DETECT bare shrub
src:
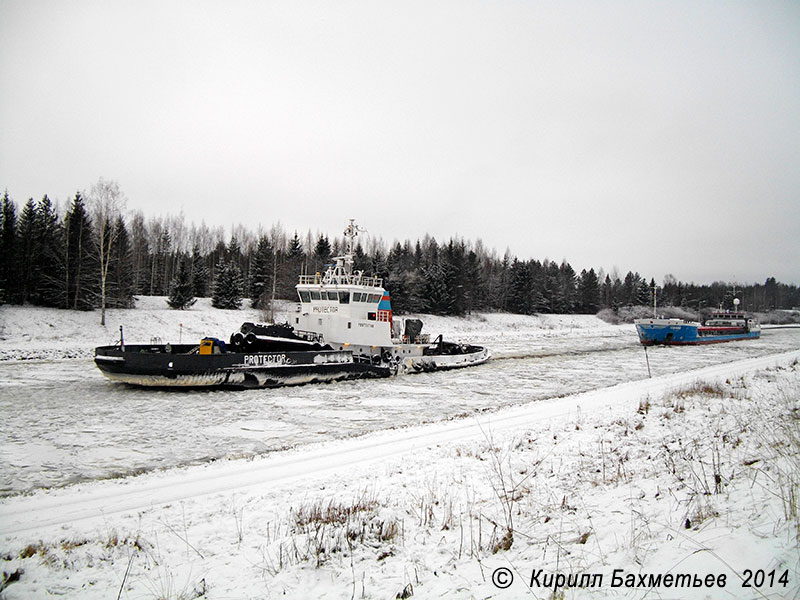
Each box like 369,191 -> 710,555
753,310 -> 800,325
597,305 -> 700,324
596,308 -> 620,325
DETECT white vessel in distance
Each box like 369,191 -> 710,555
293,220 -> 490,373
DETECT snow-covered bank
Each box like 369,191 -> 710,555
2,351 -> 799,599
0,298 -> 263,361
0,297 -> 624,361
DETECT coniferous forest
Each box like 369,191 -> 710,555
1,186 -> 798,317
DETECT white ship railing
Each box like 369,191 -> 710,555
396,334 -> 430,344
295,222 -> 383,289
297,273 -> 384,288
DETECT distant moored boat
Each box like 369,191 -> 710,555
635,295 -> 760,346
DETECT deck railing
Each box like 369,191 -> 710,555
297,274 -> 383,287
296,330 -> 325,343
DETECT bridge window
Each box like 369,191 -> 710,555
310,291 -> 321,301
298,291 -> 311,303
327,291 -> 338,301
339,291 -> 350,304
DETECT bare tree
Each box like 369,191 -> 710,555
89,178 -> 126,326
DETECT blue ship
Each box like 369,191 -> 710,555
635,311 -> 761,346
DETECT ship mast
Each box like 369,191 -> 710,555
730,281 -> 740,312
324,219 -> 368,285
343,219 -> 366,259
651,282 -> 659,318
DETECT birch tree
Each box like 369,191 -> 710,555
89,178 -> 126,325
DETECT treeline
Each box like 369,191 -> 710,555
1,186 -> 798,318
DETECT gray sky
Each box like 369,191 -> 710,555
1,0 -> 798,285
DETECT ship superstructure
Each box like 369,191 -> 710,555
294,220 -> 489,371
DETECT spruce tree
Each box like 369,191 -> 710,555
278,232 -> 304,298
386,267 -> 410,313
149,228 -> 171,295
385,242 -> 410,313
508,259 -> 534,314
211,259 -> 244,309
444,240 -> 466,316
17,198 -> 40,303
636,277 -> 653,306
64,192 -> 99,310
37,195 -> 66,308
108,216 -> 135,308
540,261 -> 555,313
190,245 -> 209,297
493,251 -> 512,312
530,261 -> 548,313
371,248 -> 388,281
422,258 -> 453,315
228,236 -> 242,262
576,268 -> 600,313
622,271 -> 639,306
464,249 -> 482,314
312,234 -> 332,274
227,235 -> 247,293
0,192 -> 18,303
249,235 -> 274,309
129,212 -> 150,295
168,255 -> 196,309
208,239 -> 227,282
558,261 -> 577,313
352,242 -> 369,275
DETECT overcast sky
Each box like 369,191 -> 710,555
1,0 -> 798,285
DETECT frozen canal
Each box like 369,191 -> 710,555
1,326 -> 798,496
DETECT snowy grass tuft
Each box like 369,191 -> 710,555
259,490 -> 402,573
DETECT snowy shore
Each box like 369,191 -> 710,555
0,297 -> 624,361
0,301 -> 799,598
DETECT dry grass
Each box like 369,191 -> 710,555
292,496 -> 380,528
19,542 -> 47,559
261,492 -> 402,573
675,381 -> 727,398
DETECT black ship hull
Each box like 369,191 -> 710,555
94,344 -> 390,389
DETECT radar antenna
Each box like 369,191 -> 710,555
343,219 -> 367,258
730,280 -> 740,312
321,219 -> 369,283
